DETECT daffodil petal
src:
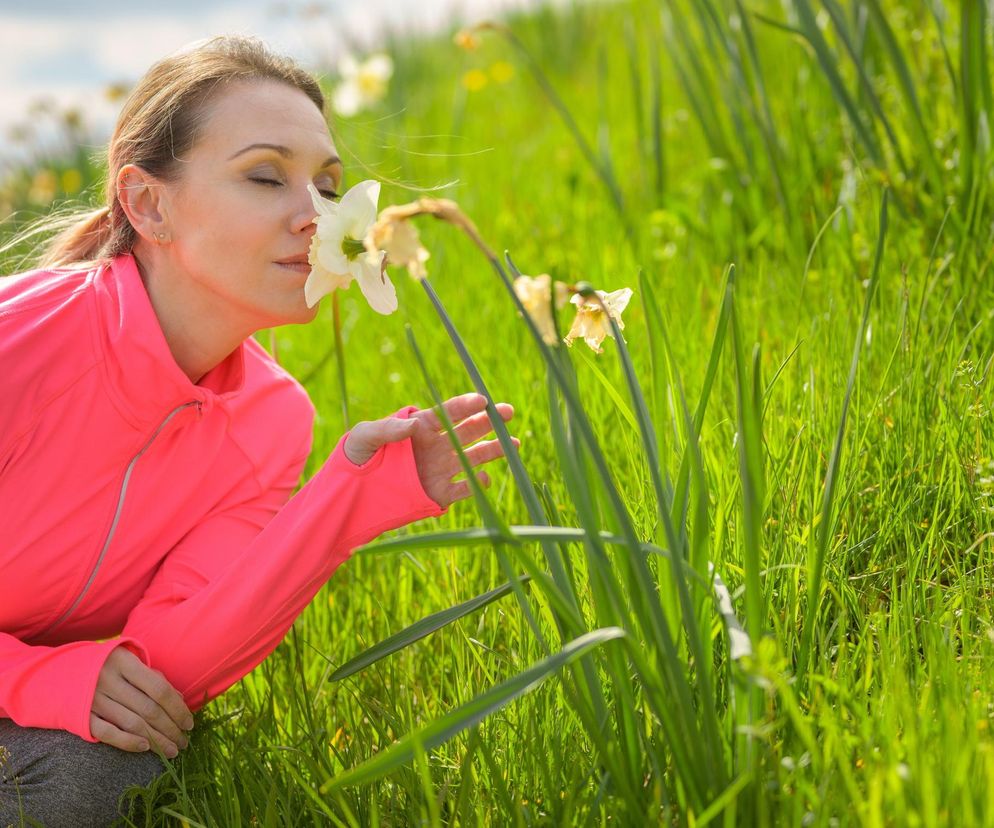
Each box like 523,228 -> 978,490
364,54 -> 394,81
315,221 -> 351,273
340,179 -> 380,236
304,266 -> 351,308
356,258 -> 397,315
307,183 -> 337,217
332,82 -> 361,117
604,287 -> 634,315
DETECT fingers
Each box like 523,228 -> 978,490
463,437 -> 520,467
416,394 -> 515,441
109,676 -> 189,754
451,404 -> 514,446
120,650 -> 194,733
416,393 -> 489,432
446,469 -> 492,505
440,438 -> 521,506
91,691 -> 182,758
90,713 -> 150,753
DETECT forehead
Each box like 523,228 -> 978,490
192,79 -> 336,159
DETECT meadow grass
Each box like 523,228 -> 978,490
4,0 -> 994,824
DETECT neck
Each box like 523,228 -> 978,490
132,245 -> 250,385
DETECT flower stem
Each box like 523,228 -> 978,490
332,291 -> 350,429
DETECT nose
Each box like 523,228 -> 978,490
291,186 -> 319,235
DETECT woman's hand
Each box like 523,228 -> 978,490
344,392 -> 519,509
89,646 -> 194,757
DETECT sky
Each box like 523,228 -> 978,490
0,0 -> 548,167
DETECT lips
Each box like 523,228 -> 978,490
275,254 -> 310,265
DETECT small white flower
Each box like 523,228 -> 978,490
332,53 -> 394,117
306,181 -> 397,315
564,287 -> 633,353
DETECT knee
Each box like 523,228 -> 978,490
2,730 -> 166,828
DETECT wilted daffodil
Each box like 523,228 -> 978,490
331,53 -> 394,117
564,287 -> 634,353
513,274 -> 569,345
363,197 -> 487,281
306,181 -> 398,315
365,210 -> 431,280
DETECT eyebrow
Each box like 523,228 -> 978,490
228,142 -> 341,169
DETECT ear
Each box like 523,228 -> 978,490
117,164 -> 172,245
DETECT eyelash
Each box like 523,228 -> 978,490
250,177 -> 339,200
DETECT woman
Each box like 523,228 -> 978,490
0,35 -> 517,826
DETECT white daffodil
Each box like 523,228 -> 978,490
306,181 -> 398,315
331,53 -> 394,117
365,212 -> 430,280
512,273 -> 569,345
564,287 -> 633,353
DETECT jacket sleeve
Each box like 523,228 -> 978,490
0,636 -> 138,736
0,408 -> 444,741
113,404 -> 447,721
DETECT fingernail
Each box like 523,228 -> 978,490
183,717 -> 194,731
139,740 -> 150,752
166,745 -> 179,759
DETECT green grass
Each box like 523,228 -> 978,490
5,0 -> 994,824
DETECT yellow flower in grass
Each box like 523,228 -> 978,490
306,181 -> 398,314
564,287 -> 634,353
61,168 -> 82,195
513,274 -> 569,345
462,69 -> 489,92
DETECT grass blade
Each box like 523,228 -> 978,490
330,576 -> 532,681
320,628 -> 626,793
798,189 -> 889,681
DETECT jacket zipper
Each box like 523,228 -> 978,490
39,400 -> 202,637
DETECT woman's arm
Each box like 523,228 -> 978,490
118,404 -> 447,714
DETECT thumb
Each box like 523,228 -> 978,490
381,416 -> 419,444
344,417 -> 418,466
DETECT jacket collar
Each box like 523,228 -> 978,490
92,252 -> 246,428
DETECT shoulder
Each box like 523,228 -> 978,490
0,260 -> 103,401
0,261 -> 97,322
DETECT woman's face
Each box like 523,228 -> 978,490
160,79 -> 343,330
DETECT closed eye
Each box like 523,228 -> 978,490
250,177 -> 339,201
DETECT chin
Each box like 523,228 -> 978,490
286,299 -> 321,326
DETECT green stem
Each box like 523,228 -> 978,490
332,291 -> 350,429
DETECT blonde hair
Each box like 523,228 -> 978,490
35,35 -> 325,268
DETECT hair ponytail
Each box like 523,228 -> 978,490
36,206 -> 113,268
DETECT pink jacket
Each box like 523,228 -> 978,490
0,253 -> 446,742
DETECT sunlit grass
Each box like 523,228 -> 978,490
5,0 -> 994,824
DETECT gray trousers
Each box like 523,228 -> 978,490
0,719 -> 165,827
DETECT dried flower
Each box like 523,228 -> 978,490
453,29 -> 480,51
512,274 -> 569,345
564,287 -> 633,353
